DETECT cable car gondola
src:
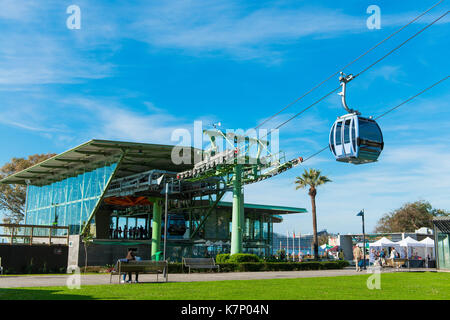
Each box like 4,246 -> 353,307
329,73 -> 384,164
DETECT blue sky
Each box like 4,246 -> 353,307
0,0 -> 449,235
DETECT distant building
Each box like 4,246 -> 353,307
272,230 -> 328,256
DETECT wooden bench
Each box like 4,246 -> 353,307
110,260 -> 168,283
182,257 -> 219,274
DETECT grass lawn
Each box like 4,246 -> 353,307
0,272 -> 449,300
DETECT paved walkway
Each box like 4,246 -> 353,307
0,267 -> 423,288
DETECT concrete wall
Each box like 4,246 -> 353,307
338,235 -> 354,261
0,244 -> 68,273
67,235 -> 82,267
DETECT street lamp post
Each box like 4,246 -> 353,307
357,209 -> 366,270
163,183 -> 169,261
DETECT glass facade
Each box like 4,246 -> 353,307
272,230 -> 329,256
25,162 -> 117,235
437,232 -> 450,270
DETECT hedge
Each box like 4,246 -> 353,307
227,253 -> 260,263
215,253 -> 230,263
216,253 -> 260,263
169,260 -> 349,273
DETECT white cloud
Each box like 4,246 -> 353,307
0,33 -> 114,85
55,96 -> 219,147
366,65 -> 406,84
119,1 -> 450,62
0,0 -> 38,21
1,1 -> 448,87
128,3 -> 365,61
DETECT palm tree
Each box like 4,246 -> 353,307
295,168 -> 331,260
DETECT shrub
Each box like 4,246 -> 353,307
228,253 -> 260,263
216,253 -> 231,264
262,255 -> 280,262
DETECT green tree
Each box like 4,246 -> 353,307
81,222 -> 94,273
374,200 -> 449,233
295,168 -> 331,260
318,233 -> 329,246
0,153 -> 56,223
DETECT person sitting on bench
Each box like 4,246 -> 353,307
120,249 -> 139,283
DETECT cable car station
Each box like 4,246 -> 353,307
0,138 -> 307,265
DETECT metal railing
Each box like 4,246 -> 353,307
0,224 -> 70,246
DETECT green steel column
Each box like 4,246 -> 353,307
240,188 -> 245,244
231,165 -> 243,255
151,200 -> 162,260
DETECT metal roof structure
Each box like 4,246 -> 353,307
0,139 -> 199,186
433,216 -> 450,233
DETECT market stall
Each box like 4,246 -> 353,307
397,236 -> 425,257
369,237 -> 400,264
420,237 -> 436,267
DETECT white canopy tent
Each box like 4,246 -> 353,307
397,236 -> 425,259
419,237 -> 435,259
369,237 -> 398,248
397,236 -> 425,247
420,237 -> 435,247
369,237 -> 400,262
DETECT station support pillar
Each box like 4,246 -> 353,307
231,165 -> 243,255
150,199 -> 162,260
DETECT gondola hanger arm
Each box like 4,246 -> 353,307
338,72 -> 360,115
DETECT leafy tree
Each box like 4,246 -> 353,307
374,200 -> 449,233
295,168 -> 331,260
318,233 -> 329,246
0,153 -> 55,223
81,222 -> 94,273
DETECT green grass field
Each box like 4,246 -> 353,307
1,272 -> 449,300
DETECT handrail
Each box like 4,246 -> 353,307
0,223 -> 69,229
0,224 -> 70,246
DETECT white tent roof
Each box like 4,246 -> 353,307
397,236 -> 425,247
369,237 -> 397,247
420,237 -> 435,247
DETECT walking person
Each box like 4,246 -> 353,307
380,248 -> 386,266
353,245 -> 362,272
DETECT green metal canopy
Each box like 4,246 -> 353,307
218,201 -> 307,214
0,139 -> 198,186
